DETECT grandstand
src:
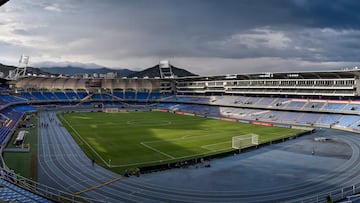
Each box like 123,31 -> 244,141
1,68 -> 360,202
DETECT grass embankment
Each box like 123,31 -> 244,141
3,114 -> 38,180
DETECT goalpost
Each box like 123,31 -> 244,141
104,107 -> 119,113
232,134 -> 259,149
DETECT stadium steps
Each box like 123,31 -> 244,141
53,92 -> 68,100
313,114 -> 322,125
253,97 -> 264,105
146,91 -> 152,101
348,117 -> 360,127
280,99 -> 292,107
268,97 -> 279,107
342,103 -> 350,112
298,101 -> 308,110
334,115 -> 346,128
68,91 -> 81,101
12,95 -> 29,102
280,100 -> 292,109
318,102 -> 326,109
336,103 -> 347,111
80,93 -> 93,102
294,112 -> 305,123
319,101 -> 328,111
316,114 -> 326,126
54,91 -> 70,101
104,92 -> 116,101
350,120 -> 360,130
243,96 -> 252,104
161,95 -> 175,101
111,93 -> 124,101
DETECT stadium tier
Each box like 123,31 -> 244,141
5,68 -> 360,133
0,179 -> 52,203
1,69 -> 360,202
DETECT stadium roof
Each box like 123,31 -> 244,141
177,68 -> 360,81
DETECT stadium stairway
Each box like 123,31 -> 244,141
0,179 -> 53,203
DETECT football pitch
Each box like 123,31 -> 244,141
58,111 -> 306,170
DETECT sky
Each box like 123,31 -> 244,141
1,0 -> 360,75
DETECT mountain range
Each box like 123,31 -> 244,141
0,62 -> 197,78
0,63 -> 50,77
40,64 -> 196,78
40,66 -> 136,77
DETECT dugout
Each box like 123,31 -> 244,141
13,130 -> 27,145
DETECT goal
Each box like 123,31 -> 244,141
104,107 -> 119,113
232,134 -> 259,149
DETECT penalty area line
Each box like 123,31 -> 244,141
201,141 -> 231,152
140,142 -> 175,159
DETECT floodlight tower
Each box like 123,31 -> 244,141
159,60 -> 175,78
7,55 -> 29,80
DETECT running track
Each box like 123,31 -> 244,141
37,111 -> 360,202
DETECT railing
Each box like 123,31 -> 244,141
0,166 -> 107,203
287,183 -> 360,203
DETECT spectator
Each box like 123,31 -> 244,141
124,169 -> 129,177
326,195 -> 333,203
136,167 -> 140,177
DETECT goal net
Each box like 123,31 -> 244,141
232,134 -> 259,149
104,108 -> 119,113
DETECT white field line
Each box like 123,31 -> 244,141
200,146 -> 216,152
126,120 -> 172,126
109,147 -> 231,168
110,142 -> 231,168
140,142 -> 175,159
60,114 -> 110,167
110,158 -> 175,167
124,116 -> 217,126
60,114 -> 235,168
143,133 -> 229,144
201,141 -> 231,152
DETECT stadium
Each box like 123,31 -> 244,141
0,59 -> 359,203
2,1 -> 360,203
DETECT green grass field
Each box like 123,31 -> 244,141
3,114 -> 38,180
59,111 -> 305,172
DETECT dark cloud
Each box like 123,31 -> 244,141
1,0 -> 360,73
289,0 -> 360,29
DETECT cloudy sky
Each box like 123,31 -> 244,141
1,0 -> 360,75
